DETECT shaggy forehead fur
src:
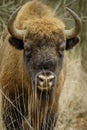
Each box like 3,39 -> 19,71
15,0 -> 65,42
24,18 -> 65,42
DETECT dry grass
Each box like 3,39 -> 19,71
55,51 -> 87,130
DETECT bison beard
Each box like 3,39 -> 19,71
0,0 -> 81,130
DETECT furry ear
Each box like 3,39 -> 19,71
9,37 -> 24,50
66,36 -> 80,50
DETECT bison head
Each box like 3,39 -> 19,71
8,7 -> 81,95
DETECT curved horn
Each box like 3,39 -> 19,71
7,7 -> 26,40
64,7 -> 81,39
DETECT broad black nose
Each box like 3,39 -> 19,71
36,71 -> 56,91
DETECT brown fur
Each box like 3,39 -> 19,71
0,1 -> 76,130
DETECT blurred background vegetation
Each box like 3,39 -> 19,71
0,0 -> 87,72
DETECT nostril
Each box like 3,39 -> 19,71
38,75 -> 44,82
37,75 -> 44,86
37,72 -> 55,84
36,71 -> 56,91
48,75 -> 55,81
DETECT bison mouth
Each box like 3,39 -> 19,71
35,71 -> 56,92
37,85 -> 52,91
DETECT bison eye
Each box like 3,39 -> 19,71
58,41 -> 66,51
24,45 -> 32,58
25,50 -> 32,57
58,50 -> 64,57
56,41 -> 65,57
